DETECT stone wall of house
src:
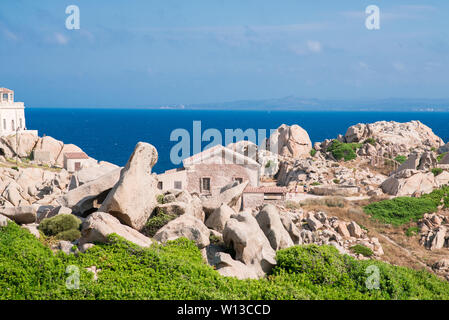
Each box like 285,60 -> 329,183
157,169 -> 187,191
186,163 -> 259,196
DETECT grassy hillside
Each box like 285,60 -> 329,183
1,222 -> 449,300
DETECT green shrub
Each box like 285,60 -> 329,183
327,140 -> 362,162
2,223 -> 449,300
431,168 -> 443,176
310,149 -> 317,157
143,208 -> 177,237
265,160 -> 274,168
350,244 -> 374,257
437,152 -> 447,163
311,182 -> 320,186
55,229 -> 82,242
333,179 -> 340,184
363,138 -> 376,146
156,194 -> 165,204
38,214 -> 81,237
405,226 -> 420,237
394,155 -> 407,164
363,197 -> 438,226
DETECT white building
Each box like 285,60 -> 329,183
0,88 -> 36,136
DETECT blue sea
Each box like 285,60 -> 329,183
26,109 -> 449,174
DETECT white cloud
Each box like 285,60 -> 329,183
392,62 -> 406,71
307,40 -> 322,53
54,32 -> 68,45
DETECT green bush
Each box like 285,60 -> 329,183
55,229 -> 82,242
310,149 -> 317,157
405,226 -> 420,237
363,197 -> 438,226
311,182 -> 321,186
2,223 -> 449,300
363,138 -> 376,146
38,214 -> 81,237
350,244 -> 373,257
431,168 -> 443,176
333,179 -> 340,184
143,208 -> 177,237
394,155 -> 407,164
437,152 -> 447,163
156,194 -> 165,204
327,140 -> 362,162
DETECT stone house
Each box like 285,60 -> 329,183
242,186 -> 287,208
157,145 -> 260,197
64,152 -> 91,172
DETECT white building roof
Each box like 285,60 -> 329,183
182,144 -> 260,167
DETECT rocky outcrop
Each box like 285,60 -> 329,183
68,161 -> 119,190
58,168 -> 122,214
344,120 -> 444,151
205,204 -> 235,233
419,213 -> 449,250
212,252 -> 259,280
153,214 -> 210,248
222,211 -> 276,278
33,136 -> 64,166
381,169 -> 441,196
0,133 -> 39,158
99,142 -> 159,230
201,181 -> 248,216
0,214 -> 11,227
80,211 -> 153,248
0,205 -> 37,224
266,124 -> 312,158
256,204 -> 294,250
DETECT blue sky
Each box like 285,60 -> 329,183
1,0 -> 448,108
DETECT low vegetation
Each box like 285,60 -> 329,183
350,244 -> 374,257
142,208 -> 177,237
394,155 -> 407,164
363,186 -> 449,226
1,223 -> 449,300
310,149 -> 317,157
437,152 -> 447,163
363,138 -> 376,146
327,140 -> 362,162
38,214 -> 81,241
431,168 -> 443,176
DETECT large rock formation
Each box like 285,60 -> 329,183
205,204 -> 235,233
153,214 -> 210,248
58,168 -> 122,214
99,142 -> 159,230
381,169 -> 447,196
201,181 -> 248,216
256,204 -> 294,250
266,124 -> 312,158
344,120 -> 444,151
222,211 -> 276,278
80,211 -> 153,248
33,136 -> 64,165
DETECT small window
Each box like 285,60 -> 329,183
11,120 -> 14,131
201,177 -> 211,192
19,118 -> 23,128
234,177 -> 243,184
2,94 -> 7,100
174,181 -> 182,189
3,119 -> 5,130
157,182 -> 163,190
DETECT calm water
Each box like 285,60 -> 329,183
26,109 -> 449,173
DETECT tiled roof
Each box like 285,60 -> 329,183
64,152 -> 89,159
244,186 -> 287,194
0,88 -> 13,93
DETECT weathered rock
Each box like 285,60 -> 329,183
205,204 -> 235,233
79,243 -> 95,253
68,162 -> 120,190
0,133 -> 39,158
306,215 -> 323,231
0,214 -> 11,227
417,152 -> 437,170
256,204 -> 293,250
279,213 -> 302,244
430,226 -> 447,250
214,252 -> 259,280
222,212 -> 276,277
266,124 -> 312,158
22,223 -> 40,238
0,205 -> 37,224
336,222 -> 351,238
51,240 -> 75,255
80,212 -> 153,247
201,181 -> 248,216
33,136 -> 64,165
381,170 -> 436,196
59,168 -> 122,214
347,221 -> 363,238
153,214 -> 210,249
99,142 -> 159,230
344,120 -> 444,151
